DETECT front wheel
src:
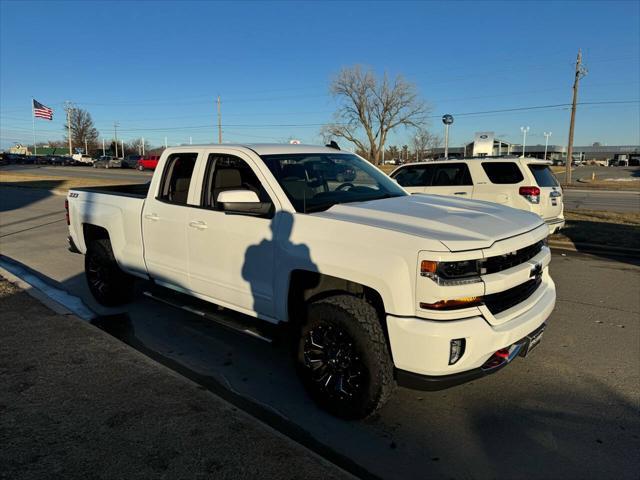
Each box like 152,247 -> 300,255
85,239 -> 134,306
296,294 -> 395,419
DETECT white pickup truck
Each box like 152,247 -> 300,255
66,143 -> 555,418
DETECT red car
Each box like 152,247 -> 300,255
137,155 -> 160,171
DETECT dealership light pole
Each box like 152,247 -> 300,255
543,132 -> 552,160
442,114 -> 454,159
520,126 -> 529,158
113,122 -> 119,158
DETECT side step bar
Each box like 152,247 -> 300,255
143,289 -> 274,343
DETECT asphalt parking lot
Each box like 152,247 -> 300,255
1,185 -> 639,479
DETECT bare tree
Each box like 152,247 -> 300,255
412,128 -> 441,161
64,108 -> 99,151
323,66 -> 429,164
126,137 -> 150,155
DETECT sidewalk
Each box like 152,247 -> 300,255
0,278 -> 349,480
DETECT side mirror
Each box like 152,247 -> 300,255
216,190 -> 272,216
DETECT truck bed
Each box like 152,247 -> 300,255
72,182 -> 150,198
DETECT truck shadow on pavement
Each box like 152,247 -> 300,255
555,219 -> 640,265
1,250 -> 639,479
0,181 -> 62,213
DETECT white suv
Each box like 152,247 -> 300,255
390,157 -> 564,233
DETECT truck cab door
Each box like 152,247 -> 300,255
142,152 -> 200,290
186,152 -> 277,320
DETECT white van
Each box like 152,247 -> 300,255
390,158 -> 564,233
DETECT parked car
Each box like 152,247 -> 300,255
390,157 -> 565,234
93,156 -> 122,169
67,143 -> 555,419
122,154 -> 141,168
72,154 -> 95,166
48,155 -> 73,166
137,154 -> 160,171
0,153 -> 6,166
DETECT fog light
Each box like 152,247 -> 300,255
449,338 -> 466,365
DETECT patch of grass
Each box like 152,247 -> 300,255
0,172 -> 139,191
568,180 -> 640,191
552,209 -> 640,250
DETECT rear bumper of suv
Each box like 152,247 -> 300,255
545,217 -> 565,234
386,276 -> 555,388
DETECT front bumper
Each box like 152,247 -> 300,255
396,323 -> 546,390
386,276 -> 555,385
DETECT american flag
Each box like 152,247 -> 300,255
33,99 -> 53,120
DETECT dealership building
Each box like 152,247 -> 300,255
430,132 -> 640,162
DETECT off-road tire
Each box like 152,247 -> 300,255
296,294 -> 395,419
85,239 -> 134,306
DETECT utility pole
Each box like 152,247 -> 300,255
102,138 -> 105,156
65,102 -> 74,156
543,132 -> 552,160
565,49 -> 587,184
141,136 -> 145,155
121,140 -> 125,158
114,121 -> 119,158
189,136 -> 192,145
84,137 -> 88,155
520,126 -> 530,158
217,95 -> 222,144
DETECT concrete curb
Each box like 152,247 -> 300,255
0,263 -> 76,316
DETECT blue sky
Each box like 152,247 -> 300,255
1,0 -> 639,150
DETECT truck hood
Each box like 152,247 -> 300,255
313,194 -> 545,252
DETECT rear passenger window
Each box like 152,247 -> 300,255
158,153 -> 198,205
482,162 -> 524,184
528,165 -> 560,187
432,163 -> 473,186
393,165 -> 435,187
203,154 -> 270,209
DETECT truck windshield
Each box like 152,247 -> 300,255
261,153 -> 407,213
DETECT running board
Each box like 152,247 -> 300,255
143,290 -> 274,343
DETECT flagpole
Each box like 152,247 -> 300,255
32,98 -> 37,155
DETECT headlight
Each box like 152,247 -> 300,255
420,259 -> 482,286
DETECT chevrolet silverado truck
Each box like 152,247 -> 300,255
66,143 -> 555,419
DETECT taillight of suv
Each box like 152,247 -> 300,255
519,186 -> 541,204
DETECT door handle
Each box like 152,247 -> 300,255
454,192 -> 467,195
144,213 -> 159,221
189,220 -> 208,230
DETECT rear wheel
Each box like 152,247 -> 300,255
85,239 -> 134,306
296,294 -> 395,419
138,165 -> 144,171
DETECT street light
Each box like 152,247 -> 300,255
543,132 -> 552,160
442,114 -> 454,158
520,126 -> 530,158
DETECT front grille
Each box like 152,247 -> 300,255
484,240 -> 544,274
484,277 -> 542,315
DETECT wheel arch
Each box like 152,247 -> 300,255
287,270 -> 387,333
